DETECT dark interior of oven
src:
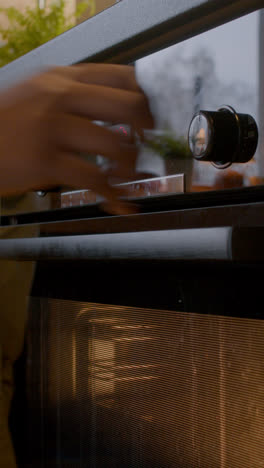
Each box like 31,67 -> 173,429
9,260 -> 264,468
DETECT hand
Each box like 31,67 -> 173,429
0,63 -> 154,214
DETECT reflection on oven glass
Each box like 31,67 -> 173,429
188,114 -> 210,157
58,10 -> 262,208
60,173 -> 185,207
135,11 -> 260,191
27,298 -> 264,467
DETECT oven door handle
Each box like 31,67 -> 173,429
0,226 -> 263,262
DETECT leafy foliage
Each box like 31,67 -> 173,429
144,130 -> 192,159
0,0 -> 95,67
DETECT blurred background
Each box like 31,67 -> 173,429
0,0 -> 121,67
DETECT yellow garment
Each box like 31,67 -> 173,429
0,193 -> 50,467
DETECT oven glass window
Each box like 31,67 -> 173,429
1,10 -> 262,219
135,10 -> 260,191
59,10 -> 263,210
25,297 -> 264,468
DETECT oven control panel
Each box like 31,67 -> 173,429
188,106 -> 258,168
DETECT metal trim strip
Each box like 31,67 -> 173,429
0,0 -> 263,89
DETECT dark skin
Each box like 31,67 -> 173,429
0,63 -> 154,214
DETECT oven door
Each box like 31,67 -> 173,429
12,227 -> 264,468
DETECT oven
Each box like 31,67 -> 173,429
1,1 -> 264,467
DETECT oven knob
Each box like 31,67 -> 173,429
188,105 -> 258,168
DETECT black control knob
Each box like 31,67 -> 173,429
188,105 -> 258,168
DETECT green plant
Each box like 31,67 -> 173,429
144,130 -> 192,159
0,0 -> 95,67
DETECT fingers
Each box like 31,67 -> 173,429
51,114 -> 138,169
51,63 -> 142,93
59,81 -> 154,130
48,63 -> 154,129
53,152 -> 137,215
